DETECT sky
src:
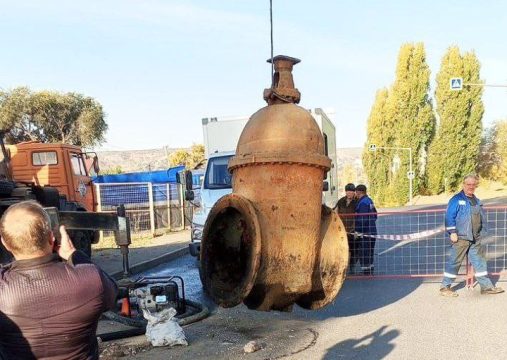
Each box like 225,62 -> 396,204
0,1 -> 506,151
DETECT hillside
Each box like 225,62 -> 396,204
336,147 -> 363,170
97,146 -> 365,178
97,147 -> 179,173
335,147 -> 366,188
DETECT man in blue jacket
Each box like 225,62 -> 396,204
440,174 -> 504,297
355,184 -> 377,275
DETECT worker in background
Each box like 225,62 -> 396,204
334,183 -> 358,273
355,184 -> 377,275
440,174 -> 504,297
0,201 -> 118,359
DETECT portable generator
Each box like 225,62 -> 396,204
117,275 -> 186,317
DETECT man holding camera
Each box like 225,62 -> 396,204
0,201 -> 118,359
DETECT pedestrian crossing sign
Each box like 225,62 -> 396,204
450,78 -> 463,91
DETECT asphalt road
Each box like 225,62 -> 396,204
112,254 -> 507,360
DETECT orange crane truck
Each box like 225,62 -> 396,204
0,132 -> 105,262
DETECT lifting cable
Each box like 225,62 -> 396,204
270,0 -> 274,86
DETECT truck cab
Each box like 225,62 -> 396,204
6,141 -> 98,212
0,140 -> 100,260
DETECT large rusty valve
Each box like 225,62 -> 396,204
200,55 -> 349,312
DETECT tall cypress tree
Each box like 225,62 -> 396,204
427,47 -> 484,193
363,43 -> 435,206
362,88 -> 392,203
386,43 -> 435,204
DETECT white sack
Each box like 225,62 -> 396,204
142,308 -> 188,347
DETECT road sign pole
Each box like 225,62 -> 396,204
409,147 -> 413,205
450,76 -> 507,91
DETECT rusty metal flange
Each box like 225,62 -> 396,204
228,151 -> 331,171
296,206 -> 349,309
200,193 -> 262,308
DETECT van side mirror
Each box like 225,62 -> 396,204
177,170 -> 194,191
185,190 -> 195,201
185,170 -> 193,191
322,181 -> 329,192
92,156 -> 100,174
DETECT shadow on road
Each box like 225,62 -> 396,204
322,325 -> 399,360
145,255 -> 428,320
297,277 -> 423,319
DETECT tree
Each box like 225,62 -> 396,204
101,165 -> 124,175
168,144 -> 205,169
477,125 -> 498,179
479,120 -> 507,183
492,121 -> 507,183
0,87 -> 32,136
0,87 -> 107,147
341,163 -> 358,186
427,47 -> 484,193
384,43 -> 435,204
362,88 -> 392,204
363,43 -> 435,206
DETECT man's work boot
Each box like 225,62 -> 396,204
481,287 -> 505,295
440,286 -> 458,297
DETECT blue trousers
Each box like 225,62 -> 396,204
359,235 -> 376,269
441,239 -> 493,289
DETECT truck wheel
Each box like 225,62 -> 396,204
72,231 -> 92,257
33,186 -> 60,208
0,180 -> 15,196
189,242 -> 201,257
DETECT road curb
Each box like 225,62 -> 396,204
110,246 -> 189,280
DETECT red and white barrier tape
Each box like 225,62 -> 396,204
351,226 -> 445,241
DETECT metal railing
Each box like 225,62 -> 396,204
95,182 -> 197,238
340,206 -> 507,281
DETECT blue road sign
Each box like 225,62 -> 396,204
450,77 -> 463,91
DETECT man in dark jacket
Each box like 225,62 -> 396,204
355,184 -> 377,275
334,183 -> 358,272
0,201 -> 118,359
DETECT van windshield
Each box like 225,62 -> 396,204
204,155 -> 232,189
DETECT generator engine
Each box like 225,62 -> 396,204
134,282 -> 180,313
116,275 -> 186,317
